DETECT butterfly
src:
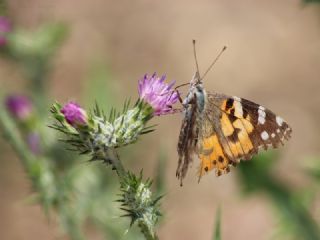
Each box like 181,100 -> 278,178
176,41 -> 292,185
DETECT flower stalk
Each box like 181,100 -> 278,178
118,171 -> 161,240
50,101 -> 161,239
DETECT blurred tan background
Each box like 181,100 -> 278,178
1,0 -> 320,239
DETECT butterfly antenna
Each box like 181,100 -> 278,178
193,39 -> 201,77
200,46 -> 227,81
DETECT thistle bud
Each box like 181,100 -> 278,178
5,95 -> 33,121
61,101 -> 87,128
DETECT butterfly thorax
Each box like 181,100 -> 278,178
183,85 -> 206,110
182,72 -> 207,114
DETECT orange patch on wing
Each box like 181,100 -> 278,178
198,135 -> 230,177
220,99 -> 254,159
228,141 -> 244,159
232,119 -> 254,155
221,113 -> 234,136
220,112 -> 242,159
241,117 -> 254,133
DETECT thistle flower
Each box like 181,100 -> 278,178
138,73 -> 179,116
0,16 -> 11,46
5,95 -> 33,121
61,102 -> 88,128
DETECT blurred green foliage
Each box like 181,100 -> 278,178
154,149 -> 167,196
0,0 -> 6,15
213,207 -> 221,240
304,0 -> 320,3
84,61 -> 120,111
238,152 -> 320,240
306,157 -> 320,183
2,22 -> 68,113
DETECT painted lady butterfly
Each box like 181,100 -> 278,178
176,41 -> 292,185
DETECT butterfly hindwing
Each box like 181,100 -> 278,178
198,133 -> 232,178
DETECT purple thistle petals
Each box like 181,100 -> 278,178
0,16 -> 11,46
61,101 -> 87,127
138,73 -> 179,116
5,95 -> 33,121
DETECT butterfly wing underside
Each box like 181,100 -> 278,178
197,93 -> 292,178
176,101 -> 199,185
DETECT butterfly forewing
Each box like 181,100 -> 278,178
215,94 -> 292,150
196,93 -> 292,178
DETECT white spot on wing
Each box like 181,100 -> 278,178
258,110 -> 266,118
271,133 -> 276,138
276,116 -> 284,126
233,96 -> 241,102
261,131 -> 269,140
234,101 -> 243,117
284,127 -> 292,135
258,106 -> 266,125
258,115 -> 265,124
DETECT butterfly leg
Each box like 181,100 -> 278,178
165,89 -> 184,113
175,89 -> 183,103
160,106 -> 183,115
166,88 -> 183,103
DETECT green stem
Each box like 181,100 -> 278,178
104,148 -> 159,240
58,203 -> 85,240
108,148 -> 126,178
0,104 -> 35,169
27,58 -> 49,115
0,107 -> 85,240
138,221 -> 159,240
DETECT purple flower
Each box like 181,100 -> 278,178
5,95 -> 33,120
138,73 -> 179,116
26,132 -> 41,155
0,16 -> 11,46
61,101 -> 87,127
